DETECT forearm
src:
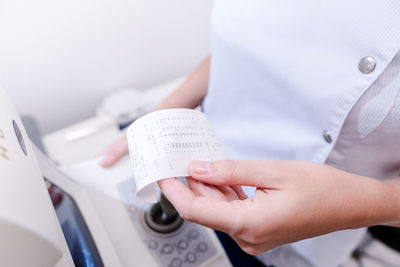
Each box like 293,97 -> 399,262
153,56 -> 210,111
351,176 -> 400,228
386,176 -> 400,187
382,177 -> 400,227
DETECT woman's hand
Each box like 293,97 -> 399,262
158,160 -> 400,255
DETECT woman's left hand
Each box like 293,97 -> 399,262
158,160 -> 400,255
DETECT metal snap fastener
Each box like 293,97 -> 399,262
323,130 -> 332,144
358,56 -> 376,74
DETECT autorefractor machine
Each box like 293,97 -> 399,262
0,86 -> 233,267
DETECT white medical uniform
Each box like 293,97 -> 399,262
202,1 -> 400,266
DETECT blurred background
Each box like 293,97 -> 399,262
0,0 -> 213,133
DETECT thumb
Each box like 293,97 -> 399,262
188,159 -> 272,187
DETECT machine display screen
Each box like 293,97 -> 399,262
20,116 -> 104,267
46,182 -> 104,267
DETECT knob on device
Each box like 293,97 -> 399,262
144,193 -> 183,234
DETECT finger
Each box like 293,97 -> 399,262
232,236 -> 270,256
187,177 -> 225,200
99,136 -> 129,168
188,159 -> 283,188
215,185 -> 243,201
188,177 -> 244,201
158,178 -> 196,209
231,186 -> 248,200
158,178 -> 241,233
186,177 -> 203,196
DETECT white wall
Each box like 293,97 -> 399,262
0,0 -> 213,133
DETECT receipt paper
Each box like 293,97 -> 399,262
126,108 -> 227,202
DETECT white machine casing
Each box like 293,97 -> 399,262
0,87 -> 74,267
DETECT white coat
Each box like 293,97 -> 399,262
203,1 -> 400,266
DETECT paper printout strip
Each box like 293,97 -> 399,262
126,108 -> 227,202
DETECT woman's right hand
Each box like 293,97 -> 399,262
99,135 -> 129,168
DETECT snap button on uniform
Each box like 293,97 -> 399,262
323,130 -> 332,143
358,56 -> 376,74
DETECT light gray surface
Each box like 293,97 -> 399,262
21,115 -> 46,154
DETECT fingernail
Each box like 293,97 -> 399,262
190,161 -> 210,174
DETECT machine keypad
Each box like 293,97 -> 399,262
148,240 -> 159,250
177,240 -> 189,251
146,226 -> 217,266
185,252 -> 197,263
161,243 -> 174,254
126,205 -> 218,267
195,242 -> 208,253
169,257 -> 183,267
